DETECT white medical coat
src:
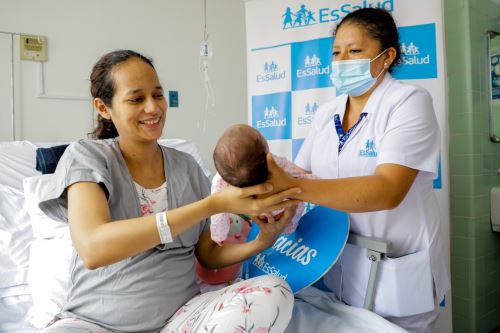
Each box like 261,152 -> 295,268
295,74 -> 450,317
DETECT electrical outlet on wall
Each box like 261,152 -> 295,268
20,35 -> 46,62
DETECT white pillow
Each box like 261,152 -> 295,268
0,184 -> 31,292
27,231 -> 72,329
21,174 -> 72,328
0,141 -> 39,191
23,174 -> 67,240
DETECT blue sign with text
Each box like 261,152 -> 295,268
244,206 -> 349,293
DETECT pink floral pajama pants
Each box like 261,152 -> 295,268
44,275 -> 294,333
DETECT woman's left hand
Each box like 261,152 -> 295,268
210,182 -> 302,216
195,204 -> 299,270
251,204 -> 298,250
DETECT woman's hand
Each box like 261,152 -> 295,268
209,182 -> 302,216
251,205 -> 298,250
195,204 -> 299,269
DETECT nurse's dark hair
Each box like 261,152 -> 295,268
89,50 -> 155,139
334,8 -> 401,72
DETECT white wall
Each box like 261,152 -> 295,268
0,0 -> 248,174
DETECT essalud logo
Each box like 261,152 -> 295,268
297,53 -> 330,78
264,106 -> 279,119
256,60 -> 286,83
398,41 -> 431,66
256,106 -> 286,129
297,101 -> 319,126
359,139 -> 377,157
281,0 -> 394,30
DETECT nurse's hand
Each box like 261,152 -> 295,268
266,154 -> 300,194
210,183 -> 302,216
251,205 -> 298,249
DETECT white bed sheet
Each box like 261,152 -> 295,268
0,294 -> 38,333
286,287 -> 409,333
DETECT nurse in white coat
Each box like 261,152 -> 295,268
268,8 -> 450,333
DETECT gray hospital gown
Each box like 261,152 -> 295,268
38,139 -> 210,333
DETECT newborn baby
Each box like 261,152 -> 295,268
211,124 -> 313,244
195,124 -> 314,286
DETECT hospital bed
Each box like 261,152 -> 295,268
0,140 -> 407,333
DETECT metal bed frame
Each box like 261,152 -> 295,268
347,233 -> 391,311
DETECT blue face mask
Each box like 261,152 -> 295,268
330,50 -> 387,97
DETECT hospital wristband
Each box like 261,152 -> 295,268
155,211 -> 173,244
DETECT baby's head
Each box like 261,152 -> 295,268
214,124 -> 269,187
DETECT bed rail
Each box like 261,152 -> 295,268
347,233 -> 391,311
